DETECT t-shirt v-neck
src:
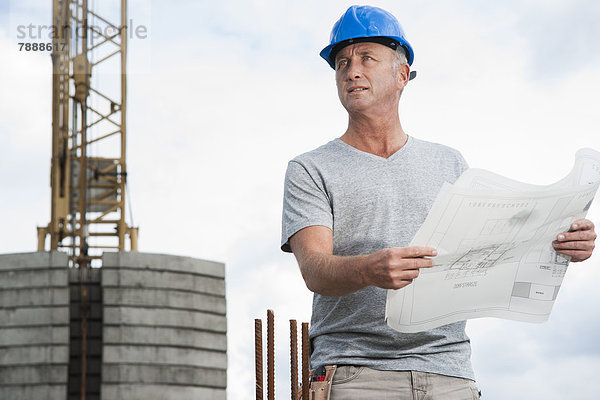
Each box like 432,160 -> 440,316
333,135 -> 413,162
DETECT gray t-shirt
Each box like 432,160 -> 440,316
281,136 -> 475,380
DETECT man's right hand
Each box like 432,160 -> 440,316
363,246 -> 437,290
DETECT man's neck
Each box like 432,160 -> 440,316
340,113 -> 408,159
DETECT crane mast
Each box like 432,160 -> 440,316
39,0 -> 137,268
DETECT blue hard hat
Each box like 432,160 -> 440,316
320,5 -> 415,69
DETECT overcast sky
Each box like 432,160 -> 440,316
1,1 -> 600,399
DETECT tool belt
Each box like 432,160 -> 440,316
307,365 -> 336,400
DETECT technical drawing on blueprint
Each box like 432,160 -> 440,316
386,148 -> 600,333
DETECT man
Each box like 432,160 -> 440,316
281,5 -> 596,399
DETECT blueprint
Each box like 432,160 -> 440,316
385,148 -> 600,333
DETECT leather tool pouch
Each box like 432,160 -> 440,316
308,365 -> 336,400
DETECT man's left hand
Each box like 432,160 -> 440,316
553,218 -> 597,262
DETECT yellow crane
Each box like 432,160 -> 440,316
38,0 -> 137,268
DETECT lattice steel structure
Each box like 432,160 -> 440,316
38,0 -> 138,268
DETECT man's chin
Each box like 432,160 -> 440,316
342,100 -> 373,114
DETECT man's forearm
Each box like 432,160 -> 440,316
296,251 -> 370,296
289,226 -> 435,296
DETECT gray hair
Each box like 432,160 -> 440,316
393,46 -> 408,68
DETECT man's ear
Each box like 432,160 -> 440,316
396,63 -> 410,89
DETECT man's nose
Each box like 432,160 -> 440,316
346,60 -> 362,80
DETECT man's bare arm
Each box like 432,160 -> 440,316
289,225 -> 437,296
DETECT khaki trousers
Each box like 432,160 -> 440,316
330,366 -> 481,400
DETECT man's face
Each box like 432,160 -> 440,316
334,42 -> 408,115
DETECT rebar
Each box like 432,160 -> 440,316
254,319 -> 263,400
290,320 -> 298,400
301,322 -> 310,400
267,310 -> 275,400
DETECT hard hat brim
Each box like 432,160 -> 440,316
320,36 -> 415,69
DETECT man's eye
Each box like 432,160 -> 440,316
363,56 -> 373,61
337,60 -> 347,68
